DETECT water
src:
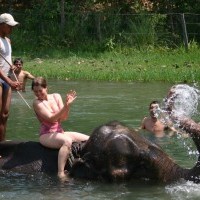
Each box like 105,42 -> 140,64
2,80 -> 200,200
163,84 -> 200,118
155,84 -> 200,134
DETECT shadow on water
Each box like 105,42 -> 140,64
2,80 -> 200,200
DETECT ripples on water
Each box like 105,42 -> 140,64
2,81 -> 200,199
2,172 -> 200,200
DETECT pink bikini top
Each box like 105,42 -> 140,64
36,94 -> 64,136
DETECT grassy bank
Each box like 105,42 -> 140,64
14,46 -> 200,83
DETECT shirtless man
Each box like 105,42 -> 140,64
10,58 -> 34,92
140,100 -> 176,137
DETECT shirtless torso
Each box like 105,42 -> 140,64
10,70 -> 34,92
141,116 -> 167,137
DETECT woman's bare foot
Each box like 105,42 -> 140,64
58,171 -> 69,182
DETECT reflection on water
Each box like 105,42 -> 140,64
1,80 -> 200,199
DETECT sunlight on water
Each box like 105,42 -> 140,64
166,181 -> 200,200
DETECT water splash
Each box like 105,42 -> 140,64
155,84 -> 200,157
163,84 -> 200,118
154,84 -> 200,127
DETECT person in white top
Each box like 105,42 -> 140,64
0,13 -> 20,141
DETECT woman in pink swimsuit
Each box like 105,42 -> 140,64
32,77 -> 89,180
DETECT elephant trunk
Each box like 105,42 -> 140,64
147,145 -> 189,183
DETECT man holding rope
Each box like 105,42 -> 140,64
0,13 -> 20,141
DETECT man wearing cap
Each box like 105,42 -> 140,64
0,13 -> 20,141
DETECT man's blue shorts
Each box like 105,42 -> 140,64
0,79 -> 10,91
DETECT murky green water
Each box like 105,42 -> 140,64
1,80 -> 200,200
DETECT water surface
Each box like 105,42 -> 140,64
2,80 -> 200,200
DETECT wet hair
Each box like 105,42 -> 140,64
31,77 -> 47,90
13,58 -> 23,65
149,100 -> 159,109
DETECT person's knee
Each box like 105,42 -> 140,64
0,112 -> 9,123
61,139 -> 72,149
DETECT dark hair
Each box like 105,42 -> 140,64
13,58 -> 23,65
32,77 -> 47,90
149,100 -> 159,109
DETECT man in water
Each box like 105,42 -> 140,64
140,100 -> 176,137
9,58 -> 35,92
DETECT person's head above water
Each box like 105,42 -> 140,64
149,100 -> 160,118
31,77 -> 47,90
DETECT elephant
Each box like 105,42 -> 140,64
0,139 -> 86,174
0,119 -> 200,184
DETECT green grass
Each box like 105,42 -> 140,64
13,46 -> 200,83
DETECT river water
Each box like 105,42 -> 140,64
1,80 -> 200,200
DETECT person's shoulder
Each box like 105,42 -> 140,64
52,93 -> 62,99
141,116 -> 148,128
53,93 -> 61,97
142,116 -> 148,122
5,37 -> 11,43
22,70 -> 30,75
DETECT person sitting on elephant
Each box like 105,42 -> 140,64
31,77 -> 89,180
140,100 -> 177,137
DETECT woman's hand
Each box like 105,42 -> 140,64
65,90 -> 77,106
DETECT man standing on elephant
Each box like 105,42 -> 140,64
0,13 -> 20,141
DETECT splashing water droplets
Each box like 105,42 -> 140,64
155,84 -> 200,128
154,84 -> 200,157
165,84 -> 200,118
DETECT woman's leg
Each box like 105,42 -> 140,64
66,131 -> 89,143
39,133 -> 73,179
57,144 -> 70,179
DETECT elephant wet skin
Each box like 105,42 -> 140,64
0,140 -> 85,174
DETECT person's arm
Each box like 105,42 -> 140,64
24,71 -> 34,80
135,117 -> 147,131
141,117 -> 147,129
0,70 -> 19,89
53,93 -> 70,121
59,91 -> 77,121
33,91 -> 76,123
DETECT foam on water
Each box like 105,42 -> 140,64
166,181 -> 200,200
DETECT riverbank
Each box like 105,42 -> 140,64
15,47 -> 200,83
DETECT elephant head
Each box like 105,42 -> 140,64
70,121 -> 192,183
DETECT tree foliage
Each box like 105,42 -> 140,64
0,0 -> 199,53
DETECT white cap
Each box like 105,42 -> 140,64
0,13 -> 19,26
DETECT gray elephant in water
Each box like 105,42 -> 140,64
0,119 -> 200,184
